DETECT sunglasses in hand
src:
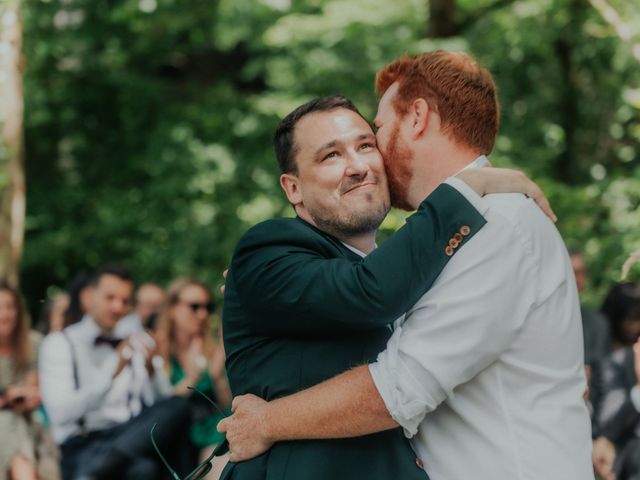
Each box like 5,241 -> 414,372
151,386 -> 228,480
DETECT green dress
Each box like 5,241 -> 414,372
169,357 -> 226,447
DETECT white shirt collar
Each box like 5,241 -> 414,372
456,155 -> 490,174
79,314 -> 102,338
341,242 -> 370,258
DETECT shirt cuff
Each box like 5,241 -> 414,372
368,329 -> 438,438
444,176 -> 489,216
630,385 -> 640,413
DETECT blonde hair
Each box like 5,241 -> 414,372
155,278 -> 216,370
622,252 -> 640,281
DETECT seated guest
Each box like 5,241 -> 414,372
117,282 -> 166,336
36,291 -> 69,335
597,282 -> 640,480
0,281 -> 49,480
569,249 -> 615,478
39,265 -> 191,480
570,249 -> 611,388
156,279 -> 231,461
602,282 -> 640,352
63,272 -> 93,327
134,283 -> 166,329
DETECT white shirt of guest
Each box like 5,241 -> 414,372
39,315 -> 171,444
369,158 -> 594,480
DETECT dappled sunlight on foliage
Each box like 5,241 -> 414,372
10,0 -> 640,313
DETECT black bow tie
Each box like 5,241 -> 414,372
94,335 -> 123,349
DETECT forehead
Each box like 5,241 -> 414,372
294,108 -> 373,154
179,284 -> 209,300
96,274 -> 133,296
138,285 -> 164,299
0,290 -> 15,306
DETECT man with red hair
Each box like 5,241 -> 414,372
220,51 -> 594,480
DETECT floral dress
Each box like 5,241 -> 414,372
0,331 -> 42,480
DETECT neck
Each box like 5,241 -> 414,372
0,335 -> 12,355
339,231 -> 377,255
406,140 -> 481,209
296,210 -> 378,254
174,330 -> 194,350
91,316 -> 114,336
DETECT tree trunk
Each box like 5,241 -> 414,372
428,0 -> 458,38
553,0 -> 585,184
0,0 -> 25,288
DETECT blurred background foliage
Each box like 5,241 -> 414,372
11,0 -> 640,313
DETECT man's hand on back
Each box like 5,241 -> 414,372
456,167 -> 557,222
217,394 -> 274,462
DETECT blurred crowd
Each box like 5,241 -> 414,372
0,265 -> 230,480
1,250 -> 640,479
571,250 -> 640,480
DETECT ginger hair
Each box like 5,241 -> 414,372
375,51 -> 500,153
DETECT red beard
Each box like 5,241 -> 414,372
383,124 -> 414,211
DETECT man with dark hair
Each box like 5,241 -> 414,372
39,264 -> 190,480
568,249 -> 615,479
220,52 -> 593,480
597,282 -> 640,480
570,249 -> 611,371
273,96 -> 361,174
217,84 -> 556,478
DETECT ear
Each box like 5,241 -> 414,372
280,173 -> 303,207
409,98 -> 430,140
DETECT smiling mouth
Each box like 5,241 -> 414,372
342,182 -> 376,195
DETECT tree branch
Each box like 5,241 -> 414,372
588,0 -> 640,61
456,0 -> 518,34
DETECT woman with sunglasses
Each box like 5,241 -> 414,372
156,278 -> 231,474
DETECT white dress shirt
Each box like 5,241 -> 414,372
369,160 -> 594,480
39,315 -> 171,444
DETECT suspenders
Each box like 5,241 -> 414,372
61,331 -> 140,435
61,331 -> 87,435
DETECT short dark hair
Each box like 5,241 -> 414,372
567,247 -> 582,257
273,96 -> 364,175
64,271 -> 92,326
90,264 -> 133,287
601,282 -> 640,346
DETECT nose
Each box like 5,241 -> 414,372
344,150 -> 369,179
112,299 -> 128,316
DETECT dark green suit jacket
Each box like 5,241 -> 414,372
221,183 -> 485,480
